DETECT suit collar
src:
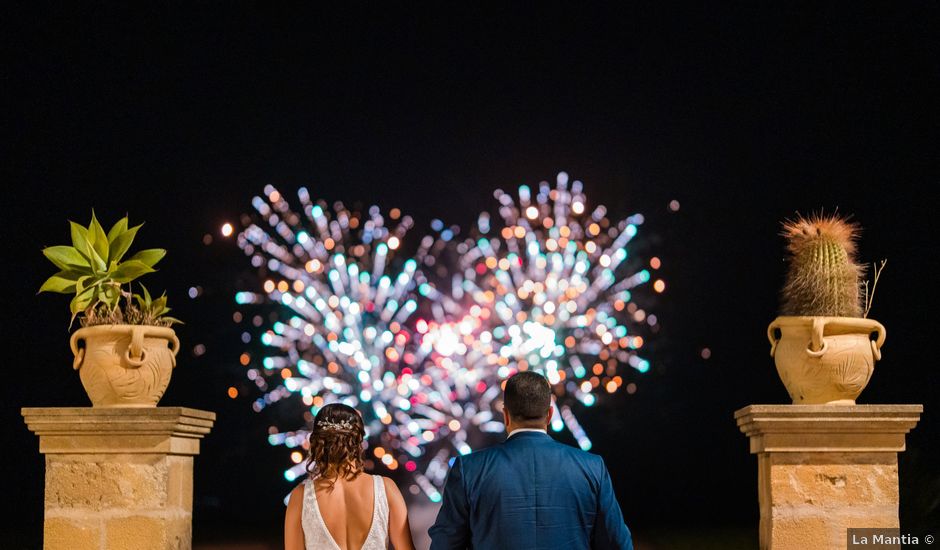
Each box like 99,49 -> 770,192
508,428 -> 548,438
505,430 -> 551,442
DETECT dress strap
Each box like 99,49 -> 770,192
301,477 -> 341,550
304,477 -> 317,508
372,475 -> 390,535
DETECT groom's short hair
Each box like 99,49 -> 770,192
504,371 -> 551,422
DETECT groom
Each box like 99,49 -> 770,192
429,371 -> 633,549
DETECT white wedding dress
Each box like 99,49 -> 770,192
302,475 -> 389,550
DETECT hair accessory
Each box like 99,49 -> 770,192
317,418 -> 356,432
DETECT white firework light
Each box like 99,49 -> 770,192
236,186 -> 450,501
235,173 -> 660,499
416,172 -> 656,452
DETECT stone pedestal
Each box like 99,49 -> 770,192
735,405 -> 922,550
22,407 -> 216,550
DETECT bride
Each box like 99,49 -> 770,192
285,403 -> 416,550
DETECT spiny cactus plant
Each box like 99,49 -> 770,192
780,213 -> 863,317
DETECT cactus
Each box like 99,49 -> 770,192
780,213 -> 863,317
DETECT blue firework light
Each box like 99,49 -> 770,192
417,172 -> 658,451
236,186 -> 450,500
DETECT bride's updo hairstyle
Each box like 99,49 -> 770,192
306,403 -> 366,489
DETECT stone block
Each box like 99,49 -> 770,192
768,459 -> 899,507
22,407 -> 215,456
770,516 -> 834,550
166,456 -> 194,510
44,517 -> 101,550
106,516 -> 175,550
46,455 -> 168,510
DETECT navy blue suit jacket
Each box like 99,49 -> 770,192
429,431 -> 633,550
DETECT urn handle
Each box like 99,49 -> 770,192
767,319 -> 782,357
69,331 -> 85,370
124,326 -> 147,367
818,317 -> 887,362
807,318 -> 828,356
166,330 -> 180,368
125,326 -> 181,368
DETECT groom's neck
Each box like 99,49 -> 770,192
505,420 -> 549,435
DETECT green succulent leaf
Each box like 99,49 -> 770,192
126,248 -> 166,268
55,269 -> 87,283
39,274 -> 77,294
74,275 -> 93,294
86,243 -> 107,273
161,316 -> 183,326
42,246 -> 90,271
108,223 -> 141,264
69,222 -> 92,260
111,260 -> 155,283
106,216 -> 129,243
140,283 -> 153,304
98,285 -> 120,308
69,286 -> 97,315
89,211 -> 110,263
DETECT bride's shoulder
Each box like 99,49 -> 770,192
373,475 -> 404,496
288,480 -> 307,502
372,474 -> 393,486
372,475 -> 407,513
285,480 -> 308,513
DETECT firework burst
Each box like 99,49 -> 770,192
415,172 -> 656,451
236,186 -> 451,500
234,173 -> 659,499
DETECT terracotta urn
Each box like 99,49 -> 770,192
767,316 -> 886,405
69,325 -> 180,407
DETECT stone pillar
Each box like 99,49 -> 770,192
735,405 -> 922,550
22,407 -> 216,550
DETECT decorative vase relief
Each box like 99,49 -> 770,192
70,325 -> 180,407
768,316 -> 885,405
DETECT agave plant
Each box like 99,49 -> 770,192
131,284 -> 182,326
39,212 -> 179,327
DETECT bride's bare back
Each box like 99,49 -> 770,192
285,473 -> 414,550
284,403 -> 415,550
312,474 -> 377,549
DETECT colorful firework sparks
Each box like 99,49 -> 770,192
234,173 -> 659,500
235,186 -> 454,501
415,172 -> 657,451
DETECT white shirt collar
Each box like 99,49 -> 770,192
508,427 -> 547,438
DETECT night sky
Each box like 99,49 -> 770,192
4,4 -> 938,547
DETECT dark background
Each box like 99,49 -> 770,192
3,3 -> 938,548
